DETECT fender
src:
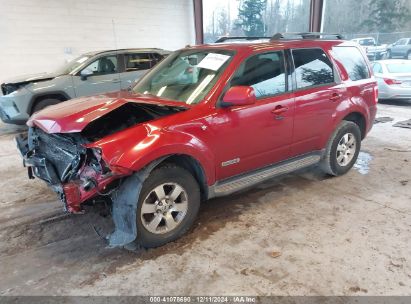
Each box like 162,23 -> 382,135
28,90 -> 73,114
319,93 -> 370,148
117,132 -> 215,186
92,124 -> 216,186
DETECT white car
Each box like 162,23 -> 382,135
372,60 -> 411,100
351,37 -> 387,60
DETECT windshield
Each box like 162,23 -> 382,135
54,55 -> 90,75
358,39 -> 375,46
132,49 -> 234,105
386,62 -> 411,74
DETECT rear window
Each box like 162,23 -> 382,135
332,46 -> 370,81
386,62 -> 411,74
292,48 -> 334,89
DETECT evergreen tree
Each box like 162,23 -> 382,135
362,0 -> 410,32
235,0 -> 267,36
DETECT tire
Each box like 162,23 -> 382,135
136,165 -> 200,248
387,50 -> 392,59
320,121 -> 361,176
407,51 -> 411,60
32,98 -> 62,114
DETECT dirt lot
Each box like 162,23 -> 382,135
0,101 -> 410,296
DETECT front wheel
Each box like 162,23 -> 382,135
32,98 -> 62,114
407,52 -> 411,60
320,121 -> 361,176
136,165 -> 200,248
386,50 -> 392,59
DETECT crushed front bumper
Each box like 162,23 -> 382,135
16,129 -> 125,213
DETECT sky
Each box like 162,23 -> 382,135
203,0 -> 239,31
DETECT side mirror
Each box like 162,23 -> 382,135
80,68 -> 93,80
222,86 -> 256,107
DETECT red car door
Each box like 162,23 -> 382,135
290,47 -> 346,157
208,51 -> 295,181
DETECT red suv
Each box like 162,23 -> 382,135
17,33 -> 377,248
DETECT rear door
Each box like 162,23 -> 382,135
73,54 -> 121,96
119,52 -> 158,90
290,47 -> 346,157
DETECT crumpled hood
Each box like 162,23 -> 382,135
28,91 -> 190,134
2,72 -> 56,85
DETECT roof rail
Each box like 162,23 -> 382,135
214,36 -> 270,43
271,32 -> 344,40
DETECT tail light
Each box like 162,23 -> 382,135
373,85 -> 378,104
383,78 -> 402,85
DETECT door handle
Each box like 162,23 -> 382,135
329,93 -> 341,101
271,106 -> 289,115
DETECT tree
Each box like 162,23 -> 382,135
235,0 -> 267,36
216,8 -> 230,36
362,0 -> 410,32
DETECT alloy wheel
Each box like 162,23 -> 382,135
140,183 -> 188,234
336,133 -> 357,167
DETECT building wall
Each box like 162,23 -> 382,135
0,0 -> 195,82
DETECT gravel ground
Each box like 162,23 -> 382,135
0,101 -> 410,296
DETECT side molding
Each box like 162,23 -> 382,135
209,152 -> 322,198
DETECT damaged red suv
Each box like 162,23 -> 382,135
17,33 -> 377,248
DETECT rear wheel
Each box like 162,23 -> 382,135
320,121 -> 361,176
32,98 -> 62,114
136,165 -> 200,248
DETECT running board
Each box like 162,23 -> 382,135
209,153 -> 321,198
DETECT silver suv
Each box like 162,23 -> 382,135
0,48 -> 170,124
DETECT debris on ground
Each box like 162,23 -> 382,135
393,119 -> 411,129
269,251 -> 282,258
349,286 -> 368,293
384,147 -> 411,153
400,180 -> 409,186
374,117 -> 393,124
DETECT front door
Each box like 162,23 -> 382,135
392,39 -> 407,57
209,51 -> 295,181
73,54 -> 121,97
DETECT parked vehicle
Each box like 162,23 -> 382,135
386,38 -> 411,59
351,37 -> 387,60
16,33 -> 377,248
0,48 -> 170,124
372,60 -> 411,100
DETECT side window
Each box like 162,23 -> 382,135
372,63 -> 382,74
83,55 -> 118,76
151,53 -> 164,65
124,53 -> 153,72
397,39 -> 406,46
292,48 -> 334,89
230,51 -> 286,99
332,46 -> 370,81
